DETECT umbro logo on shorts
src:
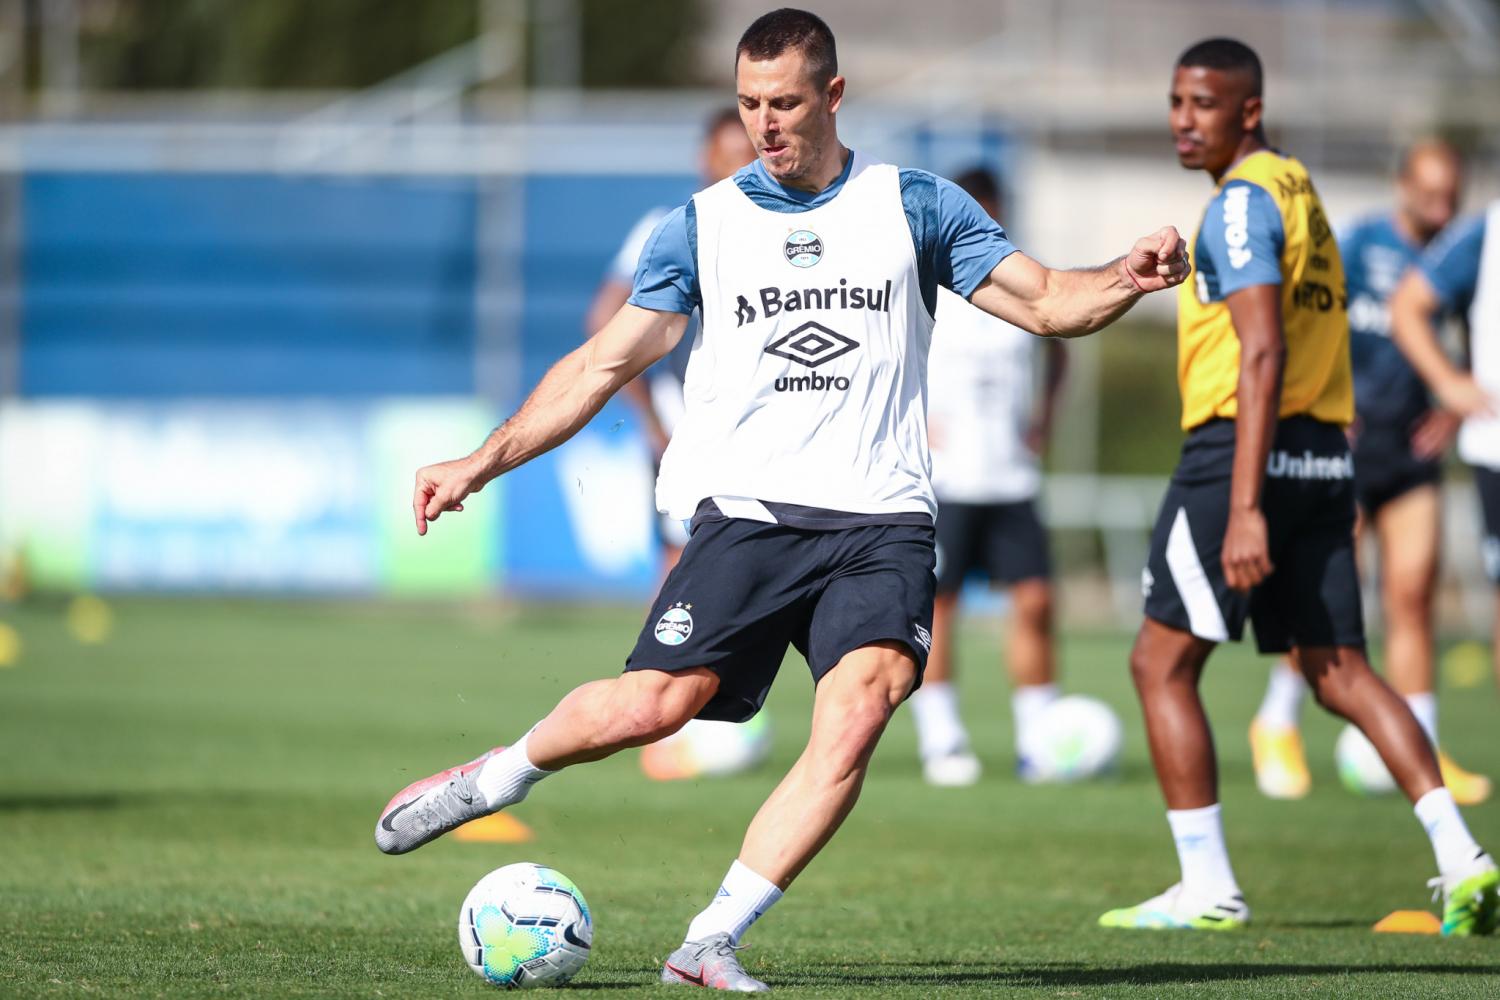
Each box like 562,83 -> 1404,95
912,622 -> 932,652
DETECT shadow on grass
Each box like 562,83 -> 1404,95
771,961 -> 1500,989
0,790 -> 262,813
0,793 -> 126,812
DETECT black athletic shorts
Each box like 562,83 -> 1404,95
934,499 -> 1051,593
1142,416 -> 1364,654
1352,419 -> 1442,516
624,513 -> 937,722
1474,465 -> 1500,585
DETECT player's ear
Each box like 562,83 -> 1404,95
826,75 -> 845,114
1241,94 -> 1263,134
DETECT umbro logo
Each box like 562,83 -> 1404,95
764,321 -> 858,369
913,622 -> 932,652
767,322 -> 858,393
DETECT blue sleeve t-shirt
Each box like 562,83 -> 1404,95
627,154 -> 1018,320
1191,179 -> 1285,302
1341,213 -> 1431,430
1422,213 -> 1488,317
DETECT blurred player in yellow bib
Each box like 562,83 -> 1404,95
1100,37 -> 1497,936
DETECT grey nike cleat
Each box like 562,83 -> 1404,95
661,933 -> 770,993
374,747 -> 501,855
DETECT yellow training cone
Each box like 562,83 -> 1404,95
1372,910 -> 1441,935
1442,641 -> 1489,690
0,622 -> 20,667
67,595 -> 114,645
454,813 -> 534,844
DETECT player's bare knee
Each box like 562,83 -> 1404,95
1128,645 -> 1172,692
811,712 -> 886,784
1011,581 -> 1054,630
850,692 -> 898,739
611,697 -> 690,746
1384,580 -> 1432,627
1299,648 -> 1371,716
606,670 -> 712,745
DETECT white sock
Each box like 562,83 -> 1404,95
1011,682 -> 1060,753
1404,692 -> 1439,746
684,860 -> 784,945
1167,804 -> 1241,901
474,730 -> 554,810
1415,787 -> 1485,878
910,681 -> 969,759
1254,660 -> 1306,730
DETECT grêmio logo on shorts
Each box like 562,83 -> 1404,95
1265,449 -> 1353,480
654,603 -> 694,646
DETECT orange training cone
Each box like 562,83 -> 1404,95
453,813 -> 535,844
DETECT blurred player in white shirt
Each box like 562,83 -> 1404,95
914,167 -> 1069,786
584,108 -> 756,575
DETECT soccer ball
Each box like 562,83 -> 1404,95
1017,695 -> 1123,782
1334,724 -> 1397,796
458,863 -> 592,988
640,715 -> 773,781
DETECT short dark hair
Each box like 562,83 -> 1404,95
1176,37 -> 1263,97
736,8 -> 838,84
953,167 -> 1001,207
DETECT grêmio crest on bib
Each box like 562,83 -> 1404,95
784,230 -> 823,267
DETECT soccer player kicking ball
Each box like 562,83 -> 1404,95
1100,38 -> 1498,936
378,9 -> 1189,991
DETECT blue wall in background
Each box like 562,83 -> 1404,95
506,173 -> 695,595
519,172 -> 693,385
12,168 -> 699,595
21,172 -> 480,396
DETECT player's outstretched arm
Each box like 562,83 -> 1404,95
585,276 -> 671,458
1390,270 -> 1495,419
412,304 -> 689,535
967,227 -> 1189,338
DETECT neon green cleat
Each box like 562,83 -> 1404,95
1098,884 -> 1249,931
1433,857 -> 1499,937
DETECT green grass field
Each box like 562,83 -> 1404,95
1,597 -> 1497,998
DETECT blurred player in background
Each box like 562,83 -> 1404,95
584,108 -> 756,577
584,109 -> 767,785
914,165 -> 1068,787
380,9 -> 1192,989
1102,38 -> 1496,935
1392,193 -> 1500,710
1250,140 -> 1491,804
